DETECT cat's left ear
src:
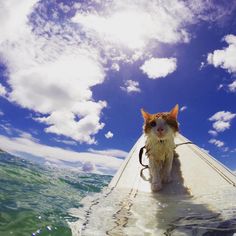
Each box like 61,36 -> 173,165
169,104 -> 179,119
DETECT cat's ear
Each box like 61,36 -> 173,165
169,104 -> 179,119
141,109 -> 151,120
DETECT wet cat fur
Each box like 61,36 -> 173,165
141,105 -> 179,192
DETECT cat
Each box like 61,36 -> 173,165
141,104 -> 179,192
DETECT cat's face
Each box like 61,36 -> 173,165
141,105 -> 179,140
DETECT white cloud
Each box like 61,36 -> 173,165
222,147 -> 229,152
104,131 -> 114,139
217,84 -> 224,90
72,0 -> 193,50
199,61 -> 205,70
212,120 -> 230,132
121,80 -> 141,93
208,130 -> 218,136
0,122 -> 34,137
209,111 -> 236,122
140,57 -> 177,79
201,148 -> 210,154
209,138 -> 224,147
53,138 -> 77,146
207,35 -> 236,94
209,111 -> 236,132
0,124 -> 13,135
0,84 -> 7,97
0,110 -> 4,116
1,0 -> 234,145
180,106 -> 187,112
0,133 -> 123,175
228,80 -> 236,92
111,63 -> 120,71
35,101 -> 107,144
0,1 -> 108,144
88,148 -> 128,159
207,34 -> 236,73
82,162 -> 95,172
0,0 -> 38,43
188,0 -> 236,23
231,148 -> 236,153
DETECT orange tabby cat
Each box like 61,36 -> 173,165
141,105 -> 179,192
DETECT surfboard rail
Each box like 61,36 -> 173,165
109,133 -> 236,194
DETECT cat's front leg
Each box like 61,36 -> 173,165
149,157 -> 162,192
162,151 -> 174,183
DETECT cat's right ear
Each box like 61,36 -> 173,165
141,109 -> 151,120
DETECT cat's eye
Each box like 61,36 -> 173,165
150,121 -> 156,127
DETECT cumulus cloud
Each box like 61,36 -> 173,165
88,148 -> 128,159
140,57 -> 177,79
0,0 -> 38,43
208,130 -> 218,136
72,0 -> 192,50
0,1 -> 108,144
82,162 -> 95,172
228,81 -> 236,92
209,138 -> 224,147
207,35 -> 236,73
212,120 -> 230,132
111,63 -> 120,71
180,106 -> 187,112
217,84 -> 224,90
121,80 -> 141,93
0,84 -> 7,97
104,131 -> 114,139
207,34 -> 236,93
0,133 -> 123,175
1,0 -> 235,145
209,111 -> 236,132
210,111 -> 236,121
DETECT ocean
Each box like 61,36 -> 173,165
1,151 -> 236,236
0,151 -> 112,236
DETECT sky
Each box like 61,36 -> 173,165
0,0 -> 236,175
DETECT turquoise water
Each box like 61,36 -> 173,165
0,151 -> 112,236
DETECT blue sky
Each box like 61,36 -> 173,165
0,0 -> 236,174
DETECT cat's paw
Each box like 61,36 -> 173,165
151,182 -> 162,192
162,175 -> 172,184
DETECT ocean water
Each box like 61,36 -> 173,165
0,151 -> 112,236
2,151 -> 236,236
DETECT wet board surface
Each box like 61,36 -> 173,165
69,133 -> 236,236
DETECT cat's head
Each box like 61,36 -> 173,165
141,104 -> 179,140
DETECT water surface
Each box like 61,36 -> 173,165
0,152 -> 111,236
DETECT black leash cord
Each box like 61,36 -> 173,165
139,146 -> 149,168
175,141 -> 193,148
139,141 -> 193,169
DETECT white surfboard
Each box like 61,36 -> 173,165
69,133 -> 236,236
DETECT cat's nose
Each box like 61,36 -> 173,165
157,127 -> 164,132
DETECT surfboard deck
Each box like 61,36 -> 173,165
69,133 -> 236,236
